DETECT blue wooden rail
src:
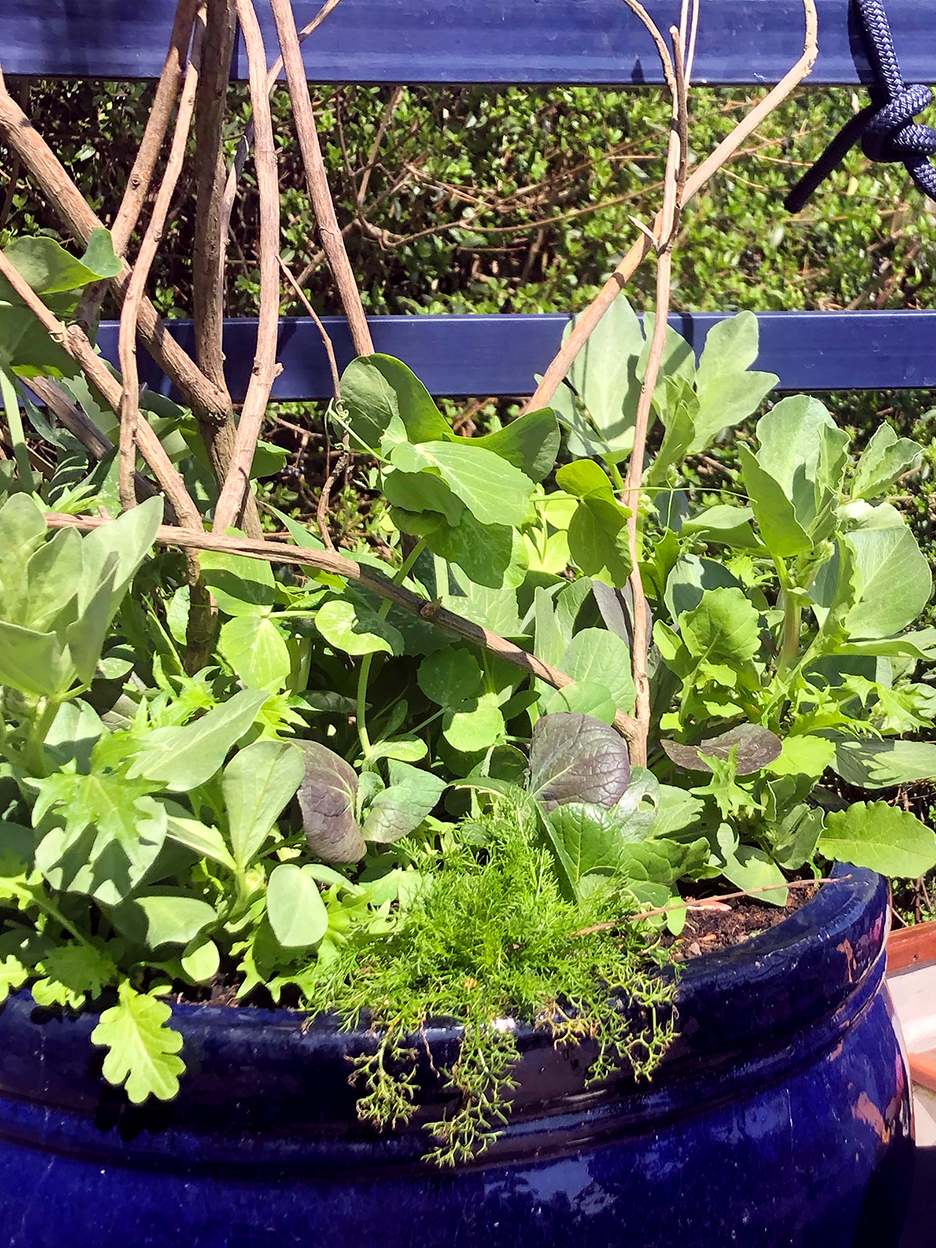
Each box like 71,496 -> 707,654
94,312 -> 936,399
6,0 -> 936,398
6,0 -> 936,85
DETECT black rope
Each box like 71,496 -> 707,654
786,0 -> 936,212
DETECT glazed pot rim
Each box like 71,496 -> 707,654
0,863 -> 889,1154
160,860 -> 885,1040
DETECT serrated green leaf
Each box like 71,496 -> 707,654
680,587 -> 760,664
819,802 -> 936,877
38,943 -> 117,1007
91,981 -> 185,1103
0,954 -> 27,1004
563,628 -> 635,714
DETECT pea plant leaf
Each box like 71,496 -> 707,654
316,597 -> 404,658
557,295 -> 645,457
527,712 -> 631,811
390,441 -> 534,528
459,406 -> 559,482
198,549 -> 277,616
417,648 -> 483,707
90,981 -> 185,1104
340,353 -> 451,449
220,614 -> 292,690
852,422 -> 923,501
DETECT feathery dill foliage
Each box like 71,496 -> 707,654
303,809 -> 676,1166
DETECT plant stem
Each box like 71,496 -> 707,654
356,538 -> 427,758
0,368 -> 35,494
24,697 -> 59,778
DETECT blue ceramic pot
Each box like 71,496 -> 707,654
0,864 -> 911,1247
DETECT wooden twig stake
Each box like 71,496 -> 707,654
571,878 -> 840,936
619,8 -> 694,768
269,0 -> 374,357
523,0 -> 819,414
278,255 -> 341,397
27,376 -> 160,506
118,6 -> 206,512
212,0 -> 283,535
0,77 -> 233,428
193,0 -> 237,395
44,510 -> 639,742
0,248 -> 202,530
76,0 -> 200,335
219,0 -> 344,244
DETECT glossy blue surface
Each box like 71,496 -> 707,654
92,310 -> 936,400
0,865 -> 912,1247
5,0 -> 936,85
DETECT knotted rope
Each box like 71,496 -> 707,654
786,0 -> 936,211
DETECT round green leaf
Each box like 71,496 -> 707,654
418,648 -> 483,707
219,614 -> 292,689
267,863 -> 329,948
443,699 -> 505,752
315,599 -> 403,656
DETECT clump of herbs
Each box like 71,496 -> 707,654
303,807 -> 676,1166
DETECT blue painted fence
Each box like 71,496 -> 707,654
6,0 -> 936,86
6,0 -> 936,399
94,312 -> 936,399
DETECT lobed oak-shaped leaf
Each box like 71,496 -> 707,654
661,724 -> 782,775
297,742 -> 365,864
527,712 -> 630,811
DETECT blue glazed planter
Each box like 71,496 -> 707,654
0,864 -> 912,1248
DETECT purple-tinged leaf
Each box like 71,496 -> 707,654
660,724 -> 782,775
297,742 -> 365,864
528,712 -> 630,811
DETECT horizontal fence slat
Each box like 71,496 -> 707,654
94,311 -> 936,400
5,0 -> 936,85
